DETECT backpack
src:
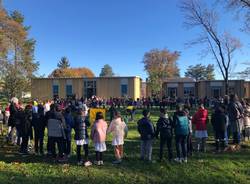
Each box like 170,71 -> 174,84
175,116 -> 189,135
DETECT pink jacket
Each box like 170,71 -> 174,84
91,119 -> 108,143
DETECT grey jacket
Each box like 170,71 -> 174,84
47,112 -> 66,138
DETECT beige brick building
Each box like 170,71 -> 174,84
31,76 -> 141,100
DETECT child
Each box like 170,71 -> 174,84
64,107 -> 74,157
137,109 -> 155,162
91,112 -> 108,166
155,108 -> 173,162
107,111 -> 127,164
173,105 -> 189,163
211,105 -> 227,152
74,108 -> 92,167
184,105 -> 193,156
243,103 -> 250,141
192,104 -> 209,153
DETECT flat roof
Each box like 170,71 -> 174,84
32,76 -> 142,80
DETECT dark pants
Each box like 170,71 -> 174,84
175,135 -> 187,159
159,136 -> 173,161
232,132 -> 241,144
187,133 -> 193,156
20,136 -> 29,153
95,151 -> 103,161
64,139 -> 71,155
215,130 -> 225,151
77,144 -> 89,162
34,131 -> 44,154
50,137 -> 64,158
47,137 -> 52,154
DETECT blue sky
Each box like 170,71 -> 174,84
3,0 -> 250,81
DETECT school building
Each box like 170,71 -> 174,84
148,78 -> 250,99
31,76 -> 141,100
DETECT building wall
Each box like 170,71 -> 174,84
244,82 -> 250,99
31,77 -> 141,100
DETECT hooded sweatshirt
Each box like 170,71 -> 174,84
192,108 -> 208,131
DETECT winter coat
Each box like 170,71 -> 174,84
192,108 -> 208,131
155,115 -> 173,139
64,113 -> 74,140
19,108 -> 32,138
244,107 -> 250,128
107,117 -> 127,141
91,119 -> 107,143
8,103 -> 18,127
74,115 -> 90,140
137,117 -> 155,140
173,111 -> 189,136
211,111 -> 227,132
47,111 -> 66,138
228,102 -> 243,133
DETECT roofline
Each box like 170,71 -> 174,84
32,76 -> 142,80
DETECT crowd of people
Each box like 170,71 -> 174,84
0,94 -> 249,166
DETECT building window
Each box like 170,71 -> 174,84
121,84 -> 128,96
211,87 -> 221,98
66,85 -> 73,96
167,87 -> 177,97
184,87 -> 194,96
84,80 -> 96,99
53,85 -> 59,96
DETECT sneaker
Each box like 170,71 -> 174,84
77,161 -> 83,166
84,161 -> 92,167
94,161 -> 100,166
174,158 -> 181,163
112,160 -> 122,164
100,161 -> 104,165
183,158 -> 188,163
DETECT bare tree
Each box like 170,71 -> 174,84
223,0 -> 250,32
180,0 -> 241,95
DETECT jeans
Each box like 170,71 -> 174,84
187,133 -> 193,156
140,140 -> 153,161
50,137 -> 64,158
159,136 -> 173,161
196,137 -> 207,152
175,135 -> 187,159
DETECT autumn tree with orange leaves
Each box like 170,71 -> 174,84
49,67 -> 95,78
142,49 -> 180,96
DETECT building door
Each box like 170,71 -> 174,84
168,88 -> 177,97
84,80 -> 96,99
212,88 -> 221,98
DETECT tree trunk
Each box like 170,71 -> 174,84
225,71 -> 229,96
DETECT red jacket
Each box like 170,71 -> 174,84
192,108 -> 208,131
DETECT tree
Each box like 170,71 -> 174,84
99,64 -> 115,77
142,48 -> 180,96
233,62 -> 250,80
49,67 -> 95,78
185,64 -> 215,81
57,56 -> 70,69
223,0 -> 250,32
0,9 -> 39,98
180,0 -> 241,95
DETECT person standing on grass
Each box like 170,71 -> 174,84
211,105 -> 227,152
155,108 -> 173,162
47,104 -> 67,162
192,103 -> 209,153
243,103 -> 250,141
91,112 -> 108,166
137,109 -> 155,162
228,94 -> 244,146
107,111 -> 128,164
183,105 -> 193,157
64,107 -> 74,157
0,106 -> 4,136
172,105 -> 189,163
74,108 -> 92,167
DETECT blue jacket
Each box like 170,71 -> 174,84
64,113 -> 74,140
137,117 -> 155,140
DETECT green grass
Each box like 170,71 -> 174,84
0,108 -> 250,184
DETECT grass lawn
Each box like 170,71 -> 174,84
0,108 -> 250,184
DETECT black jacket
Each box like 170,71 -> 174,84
211,111 -> 227,132
137,117 -> 155,140
155,116 -> 173,139
74,115 -> 90,140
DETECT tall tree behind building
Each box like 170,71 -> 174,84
180,0 -> 241,95
0,9 -> 39,98
142,48 -> 180,96
99,64 -> 115,77
185,64 -> 215,81
57,56 -> 70,69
